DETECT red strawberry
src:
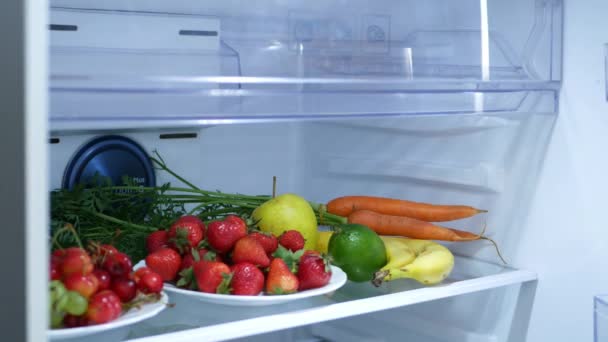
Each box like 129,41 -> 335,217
249,232 -> 278,255
232,236 -> 270,268
206,215 -> 248,253
192,260 -> 232,294
297,253 -> 332,291
179,248 -> 220,272
168,215 -> 205,253
93,269 -> 111,291
63,273 -> 99,299
230,263 -> 264,296
146,230 -> 169,254
86,290 -> 123,325
265,258 -> 299,295
138,272 -> 163,294
60,247 -> 94,277
145,248 -> 182,282
101,252 -> 133,279
111,278 -> 137,302
278,230 -> 305,252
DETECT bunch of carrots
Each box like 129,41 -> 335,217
320,196 -> 505,263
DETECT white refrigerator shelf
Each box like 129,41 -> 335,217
122,256 -> 536,342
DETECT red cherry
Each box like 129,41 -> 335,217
60,248 -> 94,277
111,278 -> 137,303
63,273 -> 99,299
132,267 -> 152,284
137,272 -> 163,294
101,252 -> 133,279
92,269 -> 111,291
87,290 -> 123,325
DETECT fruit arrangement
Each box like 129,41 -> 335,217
50,156 -> 502,292
143,215 -> 333,296
49,243 -> 164,329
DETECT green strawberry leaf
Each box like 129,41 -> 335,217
272,245 -> 303,273
216,272 -> 233,294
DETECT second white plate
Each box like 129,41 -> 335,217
135,261 -> 347,306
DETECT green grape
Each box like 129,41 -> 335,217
50,310 -> 65,329
64,291 -> 88,316
49,280 -> 66,303
54,291 -> 69,312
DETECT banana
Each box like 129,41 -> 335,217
317,231 -> 454,286
373,236 -> 454,286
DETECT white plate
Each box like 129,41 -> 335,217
47,292 -> 169,340
134,261 -> 347,306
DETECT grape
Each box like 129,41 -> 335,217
54,291 -> 69,312
50,310 -> 65,329
49,280 -> 66,303
64,291 -> 88,316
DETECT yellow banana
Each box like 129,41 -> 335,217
377,236 -> 416,272
317,231 -> 454,286
374,236 -> 454,286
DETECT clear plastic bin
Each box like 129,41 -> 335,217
48,0 -> 563,130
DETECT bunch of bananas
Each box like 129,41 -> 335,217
317,231 -> 454,286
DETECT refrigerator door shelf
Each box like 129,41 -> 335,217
121,256 -> 536,342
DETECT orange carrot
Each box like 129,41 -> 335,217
347,209 -> 481,241
327,196 -> 486,222
347,210 -> 506,263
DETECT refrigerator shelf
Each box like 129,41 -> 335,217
116,255 -> 536,342
48,0 -> 562,131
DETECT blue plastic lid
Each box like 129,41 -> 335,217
62,135 -> 155,189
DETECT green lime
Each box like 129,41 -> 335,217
328,224 -> 387,282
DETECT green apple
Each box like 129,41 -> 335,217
252,193 -> 318,250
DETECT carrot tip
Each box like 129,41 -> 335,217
476,209 -> 489,214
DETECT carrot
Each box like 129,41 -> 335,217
327,196 -> 486,222
347,210 -> 480,241
347,210 -> 506,263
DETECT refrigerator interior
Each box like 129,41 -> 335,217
44,0 -> 563,341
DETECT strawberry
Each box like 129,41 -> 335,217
249,231 -> 278,255
206,215 -> 248,253
86,290 -> 123,325
232,236 -> 270,268
101,252 -> 133,279
278,230 -> 305,252
168,215 -> 205,253
145,247 -> 182,282
230,262 -> 264,296
297,253 -> 332,291
60,247 -> 94,277
265,258 -> 299,295
146,230 -> 169,254
63,273 -> 99,299
179,248 -> 220,272
192,260 -> 232,294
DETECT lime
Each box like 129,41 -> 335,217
328,224 -> 387,282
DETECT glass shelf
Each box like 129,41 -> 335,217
48,0 -> 562,130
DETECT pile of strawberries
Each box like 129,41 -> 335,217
145,215 -> 332,295
49,244 -> 164,328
